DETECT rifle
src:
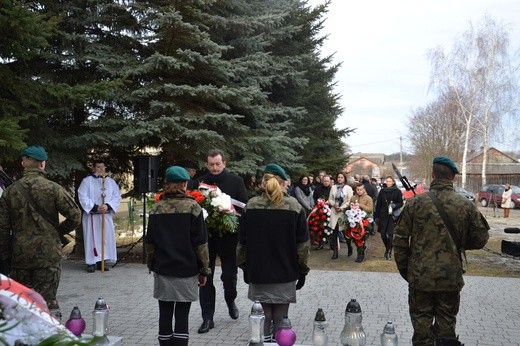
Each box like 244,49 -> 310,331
392,163 -> 416,195
0,169 -> 13,187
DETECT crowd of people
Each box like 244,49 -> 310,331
261,169 -> 404,263
0,147 -> 490,346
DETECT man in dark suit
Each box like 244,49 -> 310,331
197,149 -> 248,333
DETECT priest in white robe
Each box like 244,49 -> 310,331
78,160 -> 121,272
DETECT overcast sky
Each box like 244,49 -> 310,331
308,0 -> 520,155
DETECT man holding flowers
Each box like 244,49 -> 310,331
197,149 -> 248,334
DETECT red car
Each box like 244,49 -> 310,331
477,184 -> 520,209
402,184 -> 429,200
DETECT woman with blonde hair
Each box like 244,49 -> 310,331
237,164 -> 310,343
502,183 -> 513,218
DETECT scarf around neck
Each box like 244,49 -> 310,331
335,183 -> 345,204
298,183 -> 311,196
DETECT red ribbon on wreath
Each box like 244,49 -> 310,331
307,198 -> 332,245
344,219 -> 369,247
344,203 -> 370,247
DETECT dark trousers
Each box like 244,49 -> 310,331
409,288 -> 460,346
11,267 -> 61,306
199,235 -> 238,320
158,300 -> 191,346
380,218 -> 394,250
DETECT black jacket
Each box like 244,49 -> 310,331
313,185 -> 332,204
238,195 -> 310,284
374,185 -> 404,233
198,169 -> 248,256
363,181 -> 377,202
146,195 -> 208,277
198,169 -> 248,212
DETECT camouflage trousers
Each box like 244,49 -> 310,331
11,266 -> 61,306
409,288 -> 460,346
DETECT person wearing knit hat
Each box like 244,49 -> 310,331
237,163 -> 310,343
145,165 -> 210,346
394,156 -> 489,345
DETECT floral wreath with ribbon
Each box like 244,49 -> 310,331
191,183 -> 239,237
307,198 -> 332,245
343,203 -> 372,247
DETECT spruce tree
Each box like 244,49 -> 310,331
16,0 -> 139,178
265,0 -> 351,176
0,0 -> 55,162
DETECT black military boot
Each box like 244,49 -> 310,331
386,238 -> 393,260
172,336 -> 188,346
158,336 -> 174,346
382,237 -> 389,259
346,240 -> 353,257
434,337 -> 464,346
355,245 -> 366,262
330,239 -> 338,259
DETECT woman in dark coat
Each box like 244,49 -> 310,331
374,176 -> 404,260
237,164 -> 310,343
145,166 -> 210,346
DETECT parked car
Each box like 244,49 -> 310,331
402,184 -> 429,200
477,184 -> 520,209
454,186 -> 475,202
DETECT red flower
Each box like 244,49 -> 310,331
187,190 -> 205,203
307,198 -> 331,245
155,193 -> 163,202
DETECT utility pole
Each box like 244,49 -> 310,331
399,136 -> 403,166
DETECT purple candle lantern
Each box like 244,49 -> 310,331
64,306 -> 86,337
275,316 -> 296,346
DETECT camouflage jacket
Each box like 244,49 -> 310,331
145,192 -> 210,277
394,179 -> 489,291
237,194 -> 310,284
0,168 -> 81,268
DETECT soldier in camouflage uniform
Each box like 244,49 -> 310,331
394,156 -> 489,346
0,146 -> 81,315
237,164 -> 310,343
145,166 -> 210,346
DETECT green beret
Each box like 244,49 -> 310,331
433,156 -> 460,174
264,163 -> 288,181
21,146 -> 48,161
165,166 -> 190,183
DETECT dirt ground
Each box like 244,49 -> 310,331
65,205 -> 520,278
